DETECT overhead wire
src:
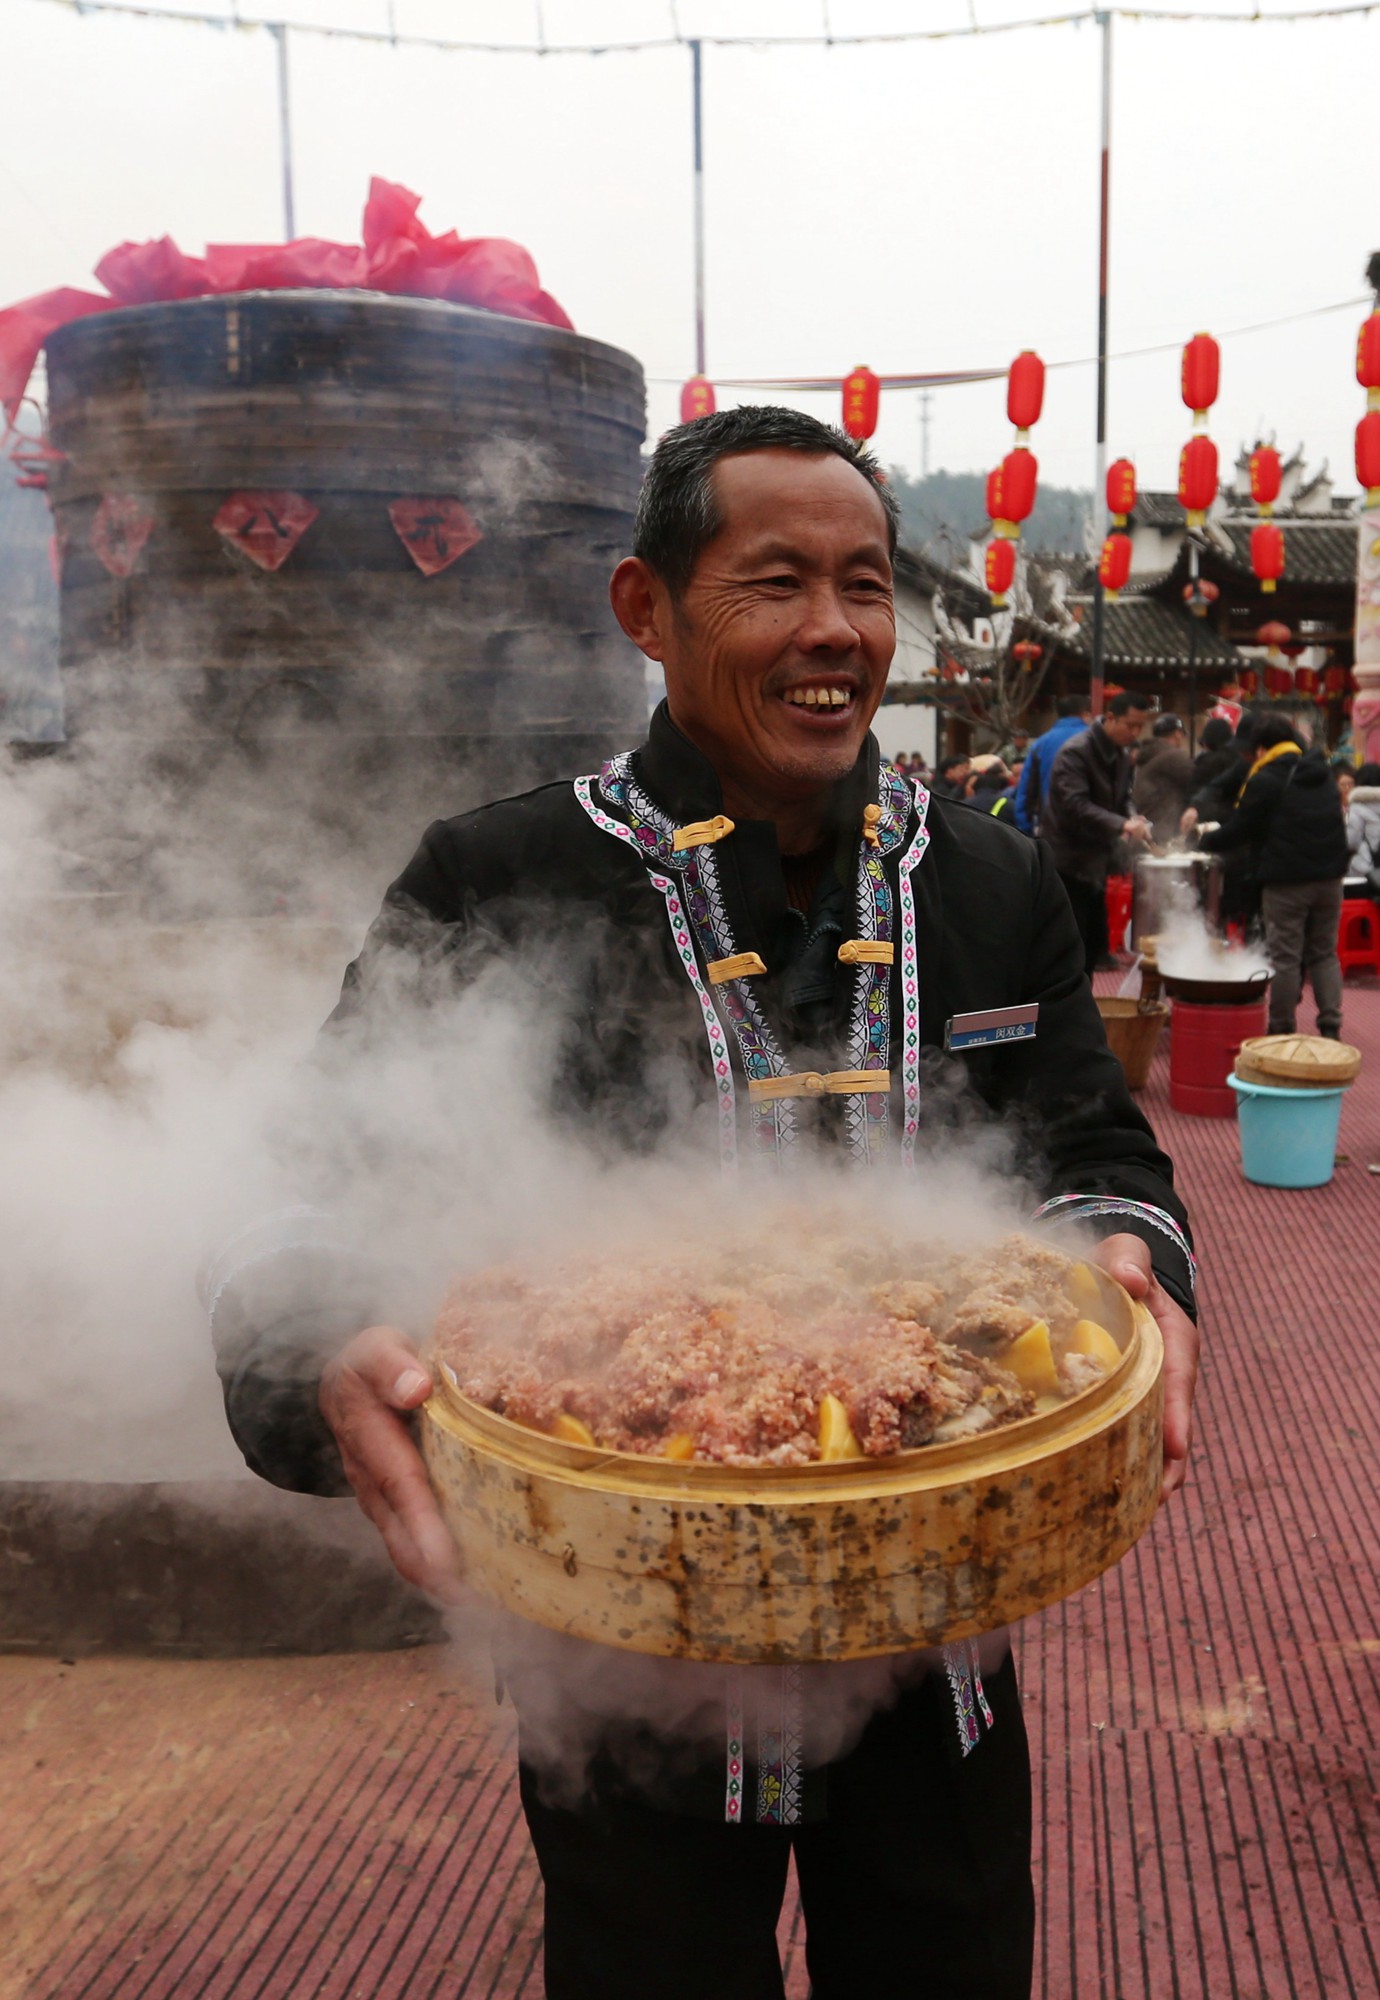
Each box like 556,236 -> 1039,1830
646,296 -> 1372,393
31,0 -> 1380,56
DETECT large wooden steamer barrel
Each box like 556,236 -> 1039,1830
42,291 -> 647,909
422,1272 -> 1165,1665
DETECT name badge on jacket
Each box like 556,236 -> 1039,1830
944,1002 -> 1039,1052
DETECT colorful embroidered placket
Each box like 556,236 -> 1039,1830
573,778 -> 738,1167
573,762 -> 990,1805
896,780 -> 933,1166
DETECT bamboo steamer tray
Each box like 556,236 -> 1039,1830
420,1264 -> 1163,1665
1234,1034 -> 1361,1089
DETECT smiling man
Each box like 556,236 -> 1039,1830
211,406 -> 1198,2000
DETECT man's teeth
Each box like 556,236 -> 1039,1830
784,687 -> 851,708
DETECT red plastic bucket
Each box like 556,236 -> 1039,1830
1169,996 -> 1268,1117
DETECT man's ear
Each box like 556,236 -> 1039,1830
610,556 -> 671,661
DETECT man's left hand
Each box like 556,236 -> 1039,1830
1092,1233 -> 1199,1502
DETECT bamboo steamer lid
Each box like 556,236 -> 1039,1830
1235,1034 -> 1361,1087
420,1260 -> 1163,1664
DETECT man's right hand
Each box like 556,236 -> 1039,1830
319,1325 -> 464,1605
1123,814 -> 1151,844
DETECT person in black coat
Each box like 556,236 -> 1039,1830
206,407 -> 1198,2000
1191,714 -> 1349,1036
1040,691 -> 1154,972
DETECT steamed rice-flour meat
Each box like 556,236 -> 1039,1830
432,1224 -> 1122,1467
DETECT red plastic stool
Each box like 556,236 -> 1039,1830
1105,872 -> 1134,955
1339,897 -> 1380,976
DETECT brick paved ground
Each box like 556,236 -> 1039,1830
4,979 -> 1379,2000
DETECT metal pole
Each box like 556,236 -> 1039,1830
273,23 -> 296,242
691,39 -> 706,376
1187,539 -> 1201,757
1090,9 -> 1112,718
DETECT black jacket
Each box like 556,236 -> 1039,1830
1190,745 -> 1246,818
1133,739 -> 1196,845
211,705 -> 1194,1496
1041,722 -> 1134,883
1198,745 -> 1348,885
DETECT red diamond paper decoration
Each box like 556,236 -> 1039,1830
213,490 -> 319,571
91,493 -> 154,578
388,496 -> 483,577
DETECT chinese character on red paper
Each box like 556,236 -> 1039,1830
388,497 -> 483,578
91,493 -> 155,578
213,491 -> 319,571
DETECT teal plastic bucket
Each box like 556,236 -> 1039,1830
1227,1073 -> 1349,1188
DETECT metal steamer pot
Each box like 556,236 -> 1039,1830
1157,964 -> 1270,1005
1132,852 -> 1223,946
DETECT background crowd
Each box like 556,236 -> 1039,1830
893,692 -> 1366,1042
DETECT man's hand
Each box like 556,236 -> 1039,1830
319,1325 -> 464,1604
1123,814 -> 1152,845
1179,806 -> 1199,836
1092,1233 -> 1199,1502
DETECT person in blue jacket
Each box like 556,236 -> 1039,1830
1014,695 -> 1091,834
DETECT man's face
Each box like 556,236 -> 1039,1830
625,450 -> 896,805
1103,707 -> 1151,748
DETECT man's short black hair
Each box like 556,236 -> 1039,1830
938,754 -> 970,777
1057,694 -> 1092,719
1152,713 -> 1185,738
1107,689 -> 1153,718
1198,716 -> 1233,752
1253,714 -> 1299,751
633,405 -> 900,596
1356,762 -> 1380,785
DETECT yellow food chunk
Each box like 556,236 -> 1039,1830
1065,1262 -> 1103,1314
550,1413 -> 597,1448
1068,1319 -> 1122,1373
818,1392 -> 864,1462
663,1433 -> 697,1462
1002,1320 -> 1059,1397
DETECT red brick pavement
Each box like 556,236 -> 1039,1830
4,980 -> 1379,2000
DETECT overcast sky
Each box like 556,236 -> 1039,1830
3,0 -> 1375,510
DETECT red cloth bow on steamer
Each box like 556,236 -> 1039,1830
0,177 -> 572,419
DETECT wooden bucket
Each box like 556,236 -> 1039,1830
420,1271 -> 1163,1664
1097,996 -> 1169,1092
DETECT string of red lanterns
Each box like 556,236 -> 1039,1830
982,352 -> 1044,608
1097,457 -> 1136,601
1176,331 -> 1220,530
841,365 -> 881,440
680,376 -> 715,424
1357,312 -> 1380,502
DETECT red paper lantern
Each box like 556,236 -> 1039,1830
997,447 -> 1038,533
1251,521 -> 1285,594
1294,666 -> 1320,698
1097,532 -> 1132,598
1356,312 -> 1380,393
1012,640 -> 1043,667
1177,435 -> 1218,526
1325,665 -> 1350,696
680,376 -> 716,424
842,366 -> 881,440
985,538 -> 1016,601
1356,409 -> 1380,499
1238,668 -> 1259,698
1181,332 -> 1220,419
985,466 -> 1003,521
1257,620 -> 1292,651
1106,458 -> 1137,524
1266,665 -> 1292,696
1248,446 -> 1281,514
1006,351 -> 1045,433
